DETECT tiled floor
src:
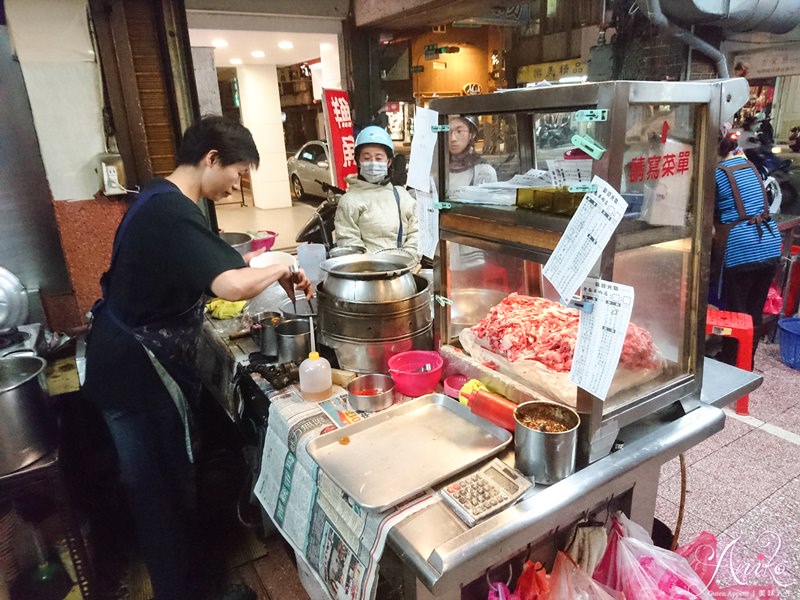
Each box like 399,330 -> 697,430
655,341 -> 800,596
214,190 -> 318,254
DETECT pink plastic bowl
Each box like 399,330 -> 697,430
387,351 -> 444,397
443,374 -> 468,399
251,231 -> 278,252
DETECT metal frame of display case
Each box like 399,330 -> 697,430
430,79 -> 749,464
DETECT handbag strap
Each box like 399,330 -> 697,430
391,185 -> 403,248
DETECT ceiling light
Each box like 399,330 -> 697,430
278,41 -> 294,50
230,58 -> 243,65
211,38 -> 228,48
558,75 -> 587,84
251,50 -> 265,58
432,61 -> 447,70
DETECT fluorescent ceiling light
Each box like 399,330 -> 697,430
432,61 -> 447,70
278,41 -> 294,50
230,58 -> 243,65
211,38 -> 228,48
559,75 -> 587,84
251,50 -> 265,58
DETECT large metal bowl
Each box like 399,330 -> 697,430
219,232 -> 253,256
320,253 -> 417,302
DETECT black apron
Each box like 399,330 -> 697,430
92,181 -> 204,461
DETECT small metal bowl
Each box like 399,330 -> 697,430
347,374 -> 395,412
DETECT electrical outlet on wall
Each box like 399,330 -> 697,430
98,153 -> 127,195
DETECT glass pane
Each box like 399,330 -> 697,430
444,114 -> 520,200
532,111 -> 597,170
621,104 -> 698,228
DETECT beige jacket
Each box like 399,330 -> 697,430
334,176 -> 419,257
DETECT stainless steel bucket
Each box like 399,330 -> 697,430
250,312 -> 281,356
275,319 -> 311,364
514,401 -> 580,485
0,356 -> 54,475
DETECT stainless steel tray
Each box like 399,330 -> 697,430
306,393 -> 512,511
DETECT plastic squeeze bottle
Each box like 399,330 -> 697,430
299,351 -> 332,401
459,379 -> 517,431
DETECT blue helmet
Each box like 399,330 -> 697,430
355,126 -> 394,158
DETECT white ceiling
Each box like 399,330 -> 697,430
188,29 -> 338,67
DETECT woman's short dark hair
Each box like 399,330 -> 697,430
176,115 -> 260,168
718,135 -> 738,157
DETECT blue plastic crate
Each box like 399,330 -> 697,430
777,317 -> 800,370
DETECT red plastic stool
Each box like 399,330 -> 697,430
706,309 -> 753,415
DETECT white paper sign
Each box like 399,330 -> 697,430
542,175 -> 628,301
406,107 -> 439,192
416,178 -> 440,260
546,159 -> 593,187
570,278 -> 635,400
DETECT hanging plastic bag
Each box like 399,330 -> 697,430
764,282 -> 783,315
487,582 -> 519,600
550,552 -> 622,600
676,530 -> 780,598
513,560 -> 550,600
594,515 -> 713,600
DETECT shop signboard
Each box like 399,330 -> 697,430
734,44 -> 800,78
321,89 -> 357,190
518,59 -> 586,84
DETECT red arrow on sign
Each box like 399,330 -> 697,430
661,121 -> 670,144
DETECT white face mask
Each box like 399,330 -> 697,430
360,161 -> 388,183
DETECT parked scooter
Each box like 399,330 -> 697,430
743,143 -> 799,214
295,180 -> 344,250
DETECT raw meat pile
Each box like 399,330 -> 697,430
471,293 -> 658,373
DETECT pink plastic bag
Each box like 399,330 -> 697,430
594,515 -> 713,599
487,582 -> 519,600
764,282 -> 783,315
677,531 -> 780,598
550,552 -> 622,600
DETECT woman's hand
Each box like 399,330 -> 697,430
278,267 -> 314,301
243,247 -> 266,265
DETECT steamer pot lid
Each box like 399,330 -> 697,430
0,267 -> 28,331
0,355 -> 45,393
321,253 -> 416,280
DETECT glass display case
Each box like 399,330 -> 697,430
430,79 -> 749,464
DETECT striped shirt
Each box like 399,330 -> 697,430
715,157 -> 781,268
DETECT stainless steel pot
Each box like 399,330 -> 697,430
514,401 -> 580,485
318,275 -> 433,373
219,232 -> 253,256
0,356 -> 54,475
320,254 -> 417,302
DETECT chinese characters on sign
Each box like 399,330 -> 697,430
570,278 -> 635,400
517,59 -> 586,84
322,89 -> 357,189
628,151 -> 691,183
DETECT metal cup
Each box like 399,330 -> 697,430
275,319 -> 311,363
250,311 -> 281,357
513,401 -> 580,485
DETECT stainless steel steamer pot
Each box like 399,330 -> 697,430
0,356 -> 54,475
319,254 -> 417,302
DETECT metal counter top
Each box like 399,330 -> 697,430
386,358 -> 762,595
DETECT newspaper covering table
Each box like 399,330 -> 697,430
253,385 -> 437,600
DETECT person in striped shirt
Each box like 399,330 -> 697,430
714,134 -> 781,361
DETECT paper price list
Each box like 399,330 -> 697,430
569,278 -> 635,400
542,175 -> 628,302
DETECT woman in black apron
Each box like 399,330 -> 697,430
84,116 -> 311,600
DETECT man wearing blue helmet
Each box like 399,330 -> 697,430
334,126 -> 419,257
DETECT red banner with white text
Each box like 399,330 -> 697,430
322,89 -> 356,190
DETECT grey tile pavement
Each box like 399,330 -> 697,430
656,341 -> 800,594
